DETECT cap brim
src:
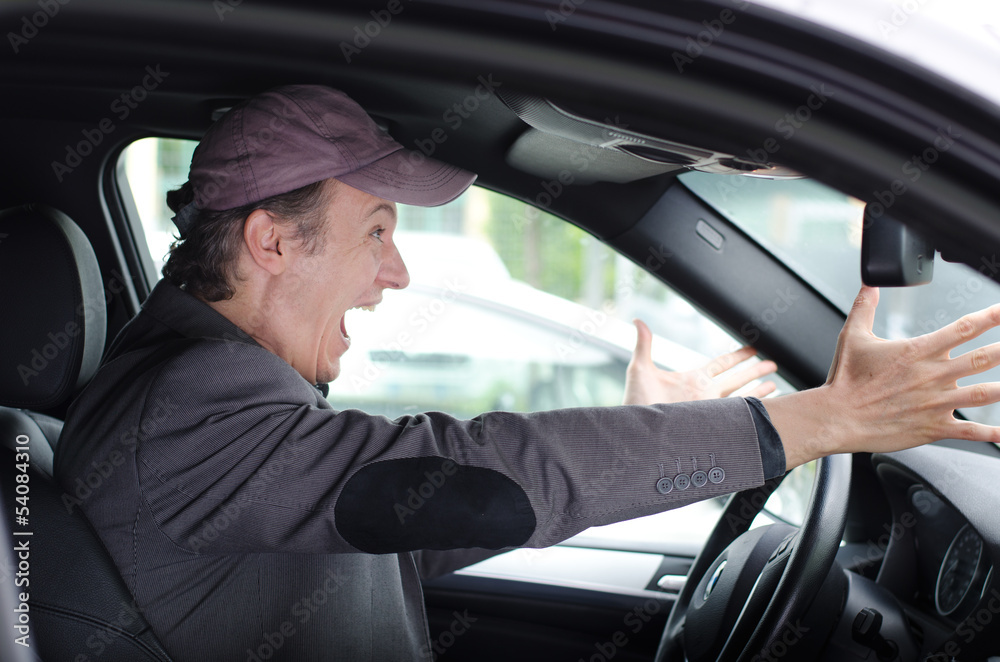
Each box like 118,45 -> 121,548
336,148 -> 477,207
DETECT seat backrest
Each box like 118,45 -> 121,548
0,204 -> 173,661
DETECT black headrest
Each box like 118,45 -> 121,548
0,204 -> 106,409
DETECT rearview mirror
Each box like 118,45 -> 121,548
861,204 -> 935,287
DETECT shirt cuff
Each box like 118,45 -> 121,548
745,396 -> 787,479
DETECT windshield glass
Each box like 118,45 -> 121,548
680,170 -> 1000,427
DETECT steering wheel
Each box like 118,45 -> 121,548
655,454 -> 852,662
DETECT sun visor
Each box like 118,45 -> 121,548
498,90 -> 802,184
506,129 -> 681,184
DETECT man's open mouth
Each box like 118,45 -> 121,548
339,315 -> 349,343
340,305 -> 377,343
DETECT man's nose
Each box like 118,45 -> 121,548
379,243 -> 410,290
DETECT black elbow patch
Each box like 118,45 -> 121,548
336,457 -> 536,554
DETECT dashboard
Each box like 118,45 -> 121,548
872,445 -> 1000,659
451,444 -> 1000,661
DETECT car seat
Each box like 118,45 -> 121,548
0,204 -> 173,661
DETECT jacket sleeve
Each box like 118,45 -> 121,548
136,340 -> 769,556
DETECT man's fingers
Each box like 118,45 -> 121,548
924,304 -> 1000,356
948,342 -> 1000,379
630,319 -> 653,368
701,345 -> 757,376
717,360 -> 778,396
949,382 -> 1000,410
944,419 -> 1000,444
843,286 -> 880,335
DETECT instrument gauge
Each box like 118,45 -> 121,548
935,524 -> 983,616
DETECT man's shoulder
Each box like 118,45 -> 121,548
105,280 -> 316,400
77,308 -> 324,438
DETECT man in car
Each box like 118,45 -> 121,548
55,85 -> 1000,662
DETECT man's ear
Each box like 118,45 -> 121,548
243,209 -> 287,275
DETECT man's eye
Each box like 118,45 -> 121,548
370,227 -> 385,241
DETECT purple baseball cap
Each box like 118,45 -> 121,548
173,85 -> 476,234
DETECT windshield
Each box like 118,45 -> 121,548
680,170 -> 1000,427
747,0 -> 1000,111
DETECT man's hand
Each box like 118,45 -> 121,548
623,319 -> 777,405
764,286 -> 1000,470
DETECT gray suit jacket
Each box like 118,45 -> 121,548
55,281 -> 782,661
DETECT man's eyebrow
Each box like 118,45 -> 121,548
364,203 -> 396,222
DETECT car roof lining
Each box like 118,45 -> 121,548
6,0 -> 998,243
